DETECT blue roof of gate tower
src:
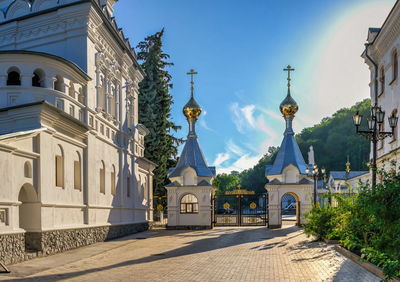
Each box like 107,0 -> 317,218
168,136 -> 215,177
266,134 -> 308,175
168,69 -> 216,179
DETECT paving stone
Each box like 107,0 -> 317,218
0,224 -> 380,282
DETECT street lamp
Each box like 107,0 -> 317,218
352,105 -> 398,189
305,165 -> 326,206
354,43 -> 399,189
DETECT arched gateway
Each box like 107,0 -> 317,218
265,66 -> 314,228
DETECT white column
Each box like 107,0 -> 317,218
116,85 -> 120,121
95,69 -> 101,109
0,75 -> 7,86
21,73 -> 33,87
44,76 -> 56,89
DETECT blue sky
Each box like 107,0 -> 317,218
114,0 -> 395,173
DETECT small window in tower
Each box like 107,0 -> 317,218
7,68 -> 21,86
32,69 -> 45,87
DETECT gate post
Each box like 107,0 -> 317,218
238,195 -> 241,226
264,194 -> 268,226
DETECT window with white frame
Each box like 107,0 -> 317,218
180,194 -> 199,214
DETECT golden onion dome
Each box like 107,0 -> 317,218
280,93 -> 298,118
183,95 -> 202,121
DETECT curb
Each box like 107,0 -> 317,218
334,245 -> 400,282
323,238 -> 340,244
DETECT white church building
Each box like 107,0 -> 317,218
0,0 -> 155,265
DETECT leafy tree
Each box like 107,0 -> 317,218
296,99 -> 371,172
137,29 -> 181,202
212,173 -> 240,195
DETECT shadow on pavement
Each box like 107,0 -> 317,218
3,226 -> 301,281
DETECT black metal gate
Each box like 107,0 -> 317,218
213,193 -> 267,226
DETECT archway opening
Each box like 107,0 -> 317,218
7,67 -> 21,86
281,193 -> 300,226
18,184 -> 41,251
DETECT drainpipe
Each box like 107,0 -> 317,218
364,43 -> 378,189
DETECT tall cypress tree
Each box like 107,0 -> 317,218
137,29 -> 181,204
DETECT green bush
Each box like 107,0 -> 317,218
304,204 -> 339,240
304,165 -> 400,279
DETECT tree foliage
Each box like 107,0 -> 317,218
296,99 -> 371,171
137,29 -> 181,200
212,173 -> 240,195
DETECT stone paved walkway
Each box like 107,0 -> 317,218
0,224 -> 379,282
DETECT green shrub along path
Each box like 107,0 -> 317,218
304,163 -> 400,280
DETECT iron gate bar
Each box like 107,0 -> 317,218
213,193 -> 268,227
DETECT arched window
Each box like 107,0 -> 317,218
32,69 -> 45,87
74,152 -> 82,190
380,66 -> 385,94
180,194 -> 198,214
100,161 -> 105,194
7,67 -> 21,86
55,145 -> 64,188
111,165 -> 116,195
24,161 -> 32,178
54,75 -> 64,92
392,50 -> 398,83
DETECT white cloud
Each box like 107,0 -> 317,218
198,118 -> 214,132
216,102 -> 283,173
213,152 -> 231,166
230,102 -> 246,133
217,153 -> 263,174
241,104 -> 256,127
233,154 -> 262,170
226,139 -> 246,156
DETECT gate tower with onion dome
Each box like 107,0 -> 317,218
265,65 -> 314,228
165,69 -> 216,229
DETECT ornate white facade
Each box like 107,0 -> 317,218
364,1 -> 400,170
0,0 -> 155,264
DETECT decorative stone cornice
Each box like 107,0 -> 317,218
370,3 -> 400,60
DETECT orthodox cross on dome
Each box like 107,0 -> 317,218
279,65 -> 298,136
283,65 -> 295,89
183,69 -> 201,137
186,69 -> 198,98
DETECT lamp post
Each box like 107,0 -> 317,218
354,44 -> 399,189
305,165 -> 326,206
352,107 -> 398,189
